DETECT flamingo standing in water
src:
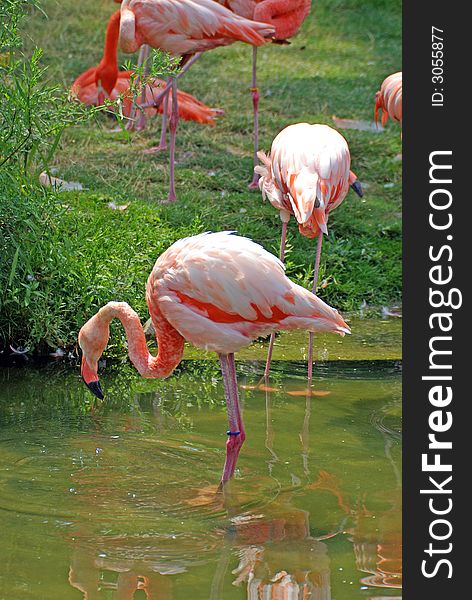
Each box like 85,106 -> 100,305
118,0 -> 275,202
215,0 -> 312,188
71,11 -> 223,127
255,123 -> 363,387
374,71 -> 402,130
79,232 -> 349,484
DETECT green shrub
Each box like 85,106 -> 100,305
1,0 -> 89,351
0,183 -> 201,352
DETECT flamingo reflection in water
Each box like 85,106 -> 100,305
350,414 -> 402,593
69,550 -> 174,599
66,377 -> 401,599
208,385 -> 342,600
227,503 -> 333,599
233,384 -> 402,598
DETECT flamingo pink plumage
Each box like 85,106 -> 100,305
214,1 -> 312,187
118,0 -> 275,202
374,71 -> 402,129
78,232 -> 349,484
255,123 -> 362,384
70,10 -> 222,126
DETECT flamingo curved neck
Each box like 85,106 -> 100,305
102,10 -> 121,66
100,301 -> 184,379
95,10 -> 121,93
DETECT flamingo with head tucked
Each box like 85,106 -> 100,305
78,232 -> 349,485
71,10 -> 223,127
118,0 -> 275,202
256,123 -> 363,387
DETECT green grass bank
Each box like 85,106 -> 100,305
1,0 -> 401,354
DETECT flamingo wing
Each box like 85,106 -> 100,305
147,232 -> 349,353
142,79 -> 222,124
375,71 -> 402,125
120,0 -> 275,55
71,70 -> 132,106
254,0 -> 312,40
218,0 -> 256,19
70,66 -> 98,101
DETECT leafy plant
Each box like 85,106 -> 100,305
103,48 -> 182,128
1,13 -> 90,175
0,0 -> 92,350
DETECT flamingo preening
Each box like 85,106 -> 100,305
215,0 -> 312,188
118,0 -> 275,202
374,71 -> 402,129
255,123 -> 362,386
79,232 -> 349,484
71,11 -> 223,127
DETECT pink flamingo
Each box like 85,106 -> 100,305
78,232 -> 349,484
255,123 -> 363,387
215,1 -> 312,188
139,1 -> 312,169
374,71 -> 402,129
70,11 -> 223,127
119,0 -> 275,202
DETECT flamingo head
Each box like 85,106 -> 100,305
94,62 -> 117,100
78,309 -> 111,399
348,171 -> 363,198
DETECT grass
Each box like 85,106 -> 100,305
3,0 -> 401,352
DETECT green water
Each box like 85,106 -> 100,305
0,325 -> 401,600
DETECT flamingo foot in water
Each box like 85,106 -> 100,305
219,353 -> 246,486
286,389 -> 331,398
239,383 -> 279,393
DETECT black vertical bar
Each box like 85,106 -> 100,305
404,1 -> 467,597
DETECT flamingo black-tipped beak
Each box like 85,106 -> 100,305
350,180 -> 364,198
84,379 -> 104,400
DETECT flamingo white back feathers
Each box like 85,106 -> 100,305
119,0 -> 275,55
149,231 -> 349,354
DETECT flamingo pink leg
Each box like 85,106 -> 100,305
126,44 -> 151,131
219,353 -> 246,484
139,53 -> 203,113
142,52 -> 203,157
307,233 -> 324,386
263,220 -> 288,379
165,77 -> 179,203
155,80 -> 169,151
136,45 -> 152,131
248,46 -> 260,190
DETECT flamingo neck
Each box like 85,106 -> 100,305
95,10 -> 121,93
102,10 -> 121,66
100,301 -> 184,379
